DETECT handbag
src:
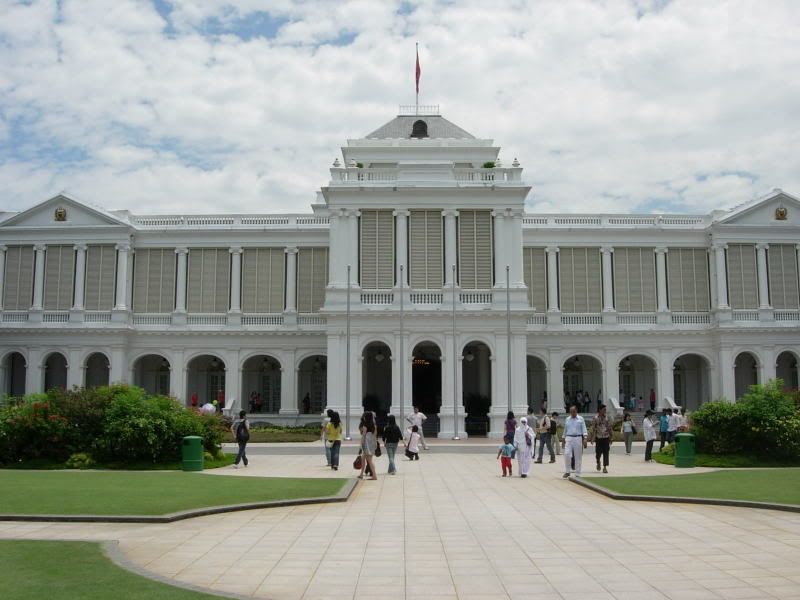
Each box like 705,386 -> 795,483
375,441 -> 382,457
353,455 -> 363,470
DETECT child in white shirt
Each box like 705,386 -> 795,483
405,425 -> 421,460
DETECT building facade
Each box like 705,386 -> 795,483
1,107 -> 798,437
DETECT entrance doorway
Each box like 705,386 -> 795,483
462,341 -> 491,436
43,352 -> 68,391
2,352 -> 26,396
412,342 -> 441,437
362,342 -> 392,428
186,354 -> 226,408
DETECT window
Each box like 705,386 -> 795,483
2,246 -> 34,310
558,248 -> 602,313
410,120 -> 428,138
409,210 -> 443,288
43,245 -> 75,310
726,244 -> 758,309
84,245 -> 116,311
132,249 -> 175,313
187,248 -> 230,313
768,244 -> 799,309
667,248 -> 710,312
297,248 -> 329,313
360,210 -> 394,289
241,248 -> 285,313
522,247 -> 547,310
458,209 -> 493,289
613,247 -> 656,312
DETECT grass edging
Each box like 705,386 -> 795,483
570,476 -> 800,514
0,477 -> 358,524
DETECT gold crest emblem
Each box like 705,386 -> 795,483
775,206 -> 788,221
54,207 -> 67,222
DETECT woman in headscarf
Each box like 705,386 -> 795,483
513,416 -> 536,478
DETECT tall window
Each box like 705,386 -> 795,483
522,247 -> 547,311
132,249 -> 175,314
2,246 -> 34,310
726,244 -> 758,309
241,248 -> 285,313
43,245 -> 75,310
613,247 -> 656,312
84,245 -> 116,311
409,210 -> 442,289
667,248 -> 710,312
458,209 -> 493,289
187,248 -> 230,313
558,247 -> 602,313
360,210 -> 394,289
297,248 -> 328,313
768,244 -> 799,309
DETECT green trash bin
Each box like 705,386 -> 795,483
674,432 -> 696,468
182,436 -> 204,472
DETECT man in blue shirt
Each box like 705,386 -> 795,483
659,409 -> 670,451
561,404 -> 588,478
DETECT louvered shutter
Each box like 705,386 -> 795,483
360,210 -> 394,289
84,245 -> 116,310
727,244 -> 758,309
43,245 -> 75,310
3,246 -> 34,310
614,248 -> 656,312
297,248 -> 329,313
409,210 -> 443,288
522,247 -> 547,311
768,245 -> 800,309
693,249 -> 710,310
241,248 -> 285,313
133,249 -> 175,313
559,248 -> 601,312
188,249 -> 229,313
458,210 -> 492,289
667,248 -> 710,312
559,248 -> 574,311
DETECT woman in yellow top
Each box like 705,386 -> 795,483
325,411 -> 343,471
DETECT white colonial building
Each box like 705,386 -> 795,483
1,107 -> 798,437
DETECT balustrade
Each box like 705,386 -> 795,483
84,311 -> 112,323
774,310 -> 800,322
42,311 -> 69,323
410,291 -> 443,305
361,291 -> 394,305
459,291 -> 493,304
671,313 -> 711,325
241,314 -> 284,326
732,310 -> 760,322
560,314 -> 603,325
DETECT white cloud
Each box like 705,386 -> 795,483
0,0 -> 798,215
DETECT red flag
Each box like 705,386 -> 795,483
415,45 -> 421,94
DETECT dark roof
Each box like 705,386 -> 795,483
365,115 -> 475,139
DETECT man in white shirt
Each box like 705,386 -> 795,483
561,404 -> 588,478
667,408 -> 680,443
407,406 -> 428,450
200,402 -> 216,416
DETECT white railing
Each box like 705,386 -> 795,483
240,216 -> 289,225
733,310 -> 760,322
561,313 -> 602,325
42,311 -> 69,323
527,314 -> 546,325
660,216 -> 705,225
298,314 -> 326,325
523,216 -> 548,225
617,313 -> 657,325
132,313 -> 172,325
775,310 -> 800,321
398,104 -> 440,115
554,216 -> 602,226
671,312 -> 711,325
186,216 -> 234,226
84,311 -> 112,323
361,291 -> 394,305
131,214 -> 329,228
131,216 -> 185,227
410,291 -> 443,305
187,314 -> 227,325
522,214 -> 710,228
1,311 -> 28,323
331,169 -> 398,184
454,168 -> 496,182
295,216 -> 329,226
460,291 -> 493,304
607,217 -> 657,226
241,314 -> 283,326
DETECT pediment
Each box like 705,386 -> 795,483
0,195 -> 129,229
719,190 -> 800,227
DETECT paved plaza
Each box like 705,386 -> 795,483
2,443 -> 800,600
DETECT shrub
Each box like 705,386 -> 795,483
0,399 -> 71,462
65,452 -> 95,469
482,161 -> 495,168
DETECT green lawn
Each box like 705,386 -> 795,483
652,451 -> 800,468
0,541 -> 224,600
585,468 -> 800,506
0,470 -> 346,516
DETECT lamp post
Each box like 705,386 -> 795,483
345,264 -> 352,441
399,264 -> 405,424
451,264 -> 460,440
506,264 -> 512,414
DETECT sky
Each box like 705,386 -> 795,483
0,0 -> 798,216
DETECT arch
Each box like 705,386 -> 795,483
43,351 -> 68,391
362,341 -> 392,419
185,354 -> 226,408
562,354 -> 603,412
734,351 -> 759,400
462,341 -> 491,436
84,352 -> 110,389
241,354 -> 282,413
238,349 -> 284,369
412,341 -> 442,435
297,354 -> 327,415
0,348 -> 28,366
1,351 -> 27,396
560,350 -> 604,371
459,336 -> 494,357
410,119 -> 428,138
672,353 -> 711,411
617,354 -> 657,411
775,350 -> 798,391
360,337 -> 394,357
526,355 -> 547,413
133,354 -> 171,396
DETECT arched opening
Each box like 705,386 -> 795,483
242,355 -> 282,414
410,119 -> 428,138
362,342 -> 392,426
186,354 -> 226,408
84,353 -> 110,389
412,342 -> 441,437
526,355 -> 547,413
562,354 -> 602,412
2,352 -> 26,396
734,352 -> 759,400
43,352 -> 68,391
462,341 -> 491,436
133,354 -> 171,396
776,351 -> 799,391
673,354 -> 711,410
297,355 -> 327,415
618,354 -> 657,411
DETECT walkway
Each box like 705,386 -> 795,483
2,444 -> 800,599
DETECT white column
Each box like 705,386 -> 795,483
707,248 -> 718,308
394,210 -> 409,287
659,348 -> 674,408
756,243 -> 771,309
32,244 -> 46,310
175,248 -> 188,313
655,247 -> 668,312
109,346 -> 126,383
719,346 -> 735,402
601,246 -> 614,312
443,210 -> 458,286
229,247 -> 242,312
284,247 -> 298,312
511,210 -> 524,286
547,348 -> 564,414
762,346 -> 777,383
114,243 -> 130,310
546,246 -> 559,311
713,244 -> 729,309
492,210 -> 506,287
72,244 -> 87,311
327,211 -> 345,287
0,245 -> 6,311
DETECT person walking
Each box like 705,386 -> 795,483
382,414 -> 402,475
513,416 -> 535,478
535,408 -> 555,463
621,413 -> 635,455
405,425 -> 422,460
321,408 -> 333,467
642,410 -> 657,462
231,410 -> 250,468
407,406 -> 428,450
649,388 -> 656,411
551,411 -> 561,455
358,412 -> 378,480
667,408 -> 679,443
325,411 -> 342,470
497,434 -> 515,477
504,411 -> 517,441
659,408 -> 669,450
589,404 -> 613,473
561,404 -> 587,478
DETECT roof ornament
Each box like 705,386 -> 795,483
495,157 -> 502,168
333,158 -> 341,167
512,157 -> 520,167
348,158 -> 356,167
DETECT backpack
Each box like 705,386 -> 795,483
548,418 -> 557,435
236,420 -> 250,443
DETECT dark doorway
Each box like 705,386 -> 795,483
412,342 -> 442,437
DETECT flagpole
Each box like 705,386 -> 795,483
415,42 -> 419,115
